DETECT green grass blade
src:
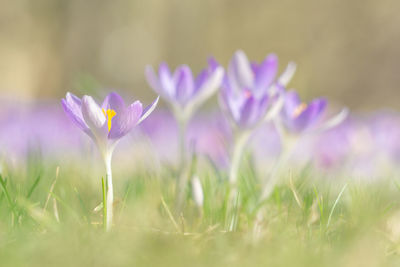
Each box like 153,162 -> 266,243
327,183 -> 347,228
27,174 -> 41,199
0,175 -> 14,211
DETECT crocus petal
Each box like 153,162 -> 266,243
145,65 -> 166,98
239,95 -> 257,127
194,57 -> 221,94
227,50 -> 254,93
292,98 -> 327,132
102,92 -> 126,114
241,94 -> 270,127
109,101 -> 143,139
187,66 -> 224,115
278,62 -> 297,87
159,62 -> 176,98
283,90 -> 302,117
208,57 -> 220,71
138,96 -> 159,124
61,92 -> 90,132
81,95 -> 106,130
254,54 -> 278,92
174,65 -> 194,105
315,108 -> 349,133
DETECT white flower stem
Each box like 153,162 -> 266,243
253,125 -> 298,239
105,153 -> 113,231
226,130 -> 251,231
229,131 -> 250,186
175,114 -> 189,212
178,118 -> 188,172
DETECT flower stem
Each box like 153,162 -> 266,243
253,129 -> 298,239
175,117 -> 188,213
101,177 -> 107,231
229,132 -> 250,186
105,155 -> 113,231
225,131 -> 251,231
178,118 -> 188,172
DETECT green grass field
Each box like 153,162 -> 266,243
1,157 -> 400,267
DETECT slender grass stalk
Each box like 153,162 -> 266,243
0,175 -> 14,213
27,174 -> 41,199
43,167 -> 59,212
161,197 -> 180,233
326,183 -> 347,228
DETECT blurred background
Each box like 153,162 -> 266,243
0,0 -> 399,110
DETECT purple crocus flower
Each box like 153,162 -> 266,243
145,59 -> 224,209
220,50 -> 283,129
145,59 -> 224,120
61,91 -> 158,230
62,92 -> 159,160
281,90 -> 327,133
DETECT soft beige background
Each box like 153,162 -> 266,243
0,0 -> 399,110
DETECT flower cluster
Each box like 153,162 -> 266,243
56,50 -> 346,230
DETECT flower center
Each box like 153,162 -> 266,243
292,103 -> 307,118
243,89 -> 252,98
102,108 -> 116,132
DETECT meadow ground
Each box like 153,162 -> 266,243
1,157 -> 400,267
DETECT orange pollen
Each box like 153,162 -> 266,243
243,90 -> 252,98
292,103 -> 307,118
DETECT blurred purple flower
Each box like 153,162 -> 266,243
369,111 -> 400,161
145,60 -> 224,119
220,50 -> 280,129
312,122 -> 351,169
0,101 -> 84,166
281,90 -> 327,133
62,92 -> 158,160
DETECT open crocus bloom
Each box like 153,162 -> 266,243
62,92 -> 159,161
145,59 -> 224,120
281,90 -> 327,133
220,50 -> 281,129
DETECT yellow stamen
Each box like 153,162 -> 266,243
292,103 -> 307,118
102,108 -> 116,132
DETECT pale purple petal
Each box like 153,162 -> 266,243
145,65 -> 165,97
238,95 -> 257,127
208,57 -> 220,71
159,62 -> 175,98
109,101 -> 143,139
238,94 -> 269,127
229,50 -> 254,89
254,54 -> 278,91
283,90 -> 301,116
61,92 -> 89,132
138,96 -> 159,124
174,65 -> 194,105
286,97 -> 327,132
81,95 -> 106,130
194,69 -> 208,93
102,92 -> 126,114
188,66 -> 224,113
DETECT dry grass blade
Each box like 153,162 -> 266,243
161,196 -> 180,233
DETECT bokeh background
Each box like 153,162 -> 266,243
0,0 -> 399,110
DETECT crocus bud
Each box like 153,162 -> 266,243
191,175 -> 204,207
